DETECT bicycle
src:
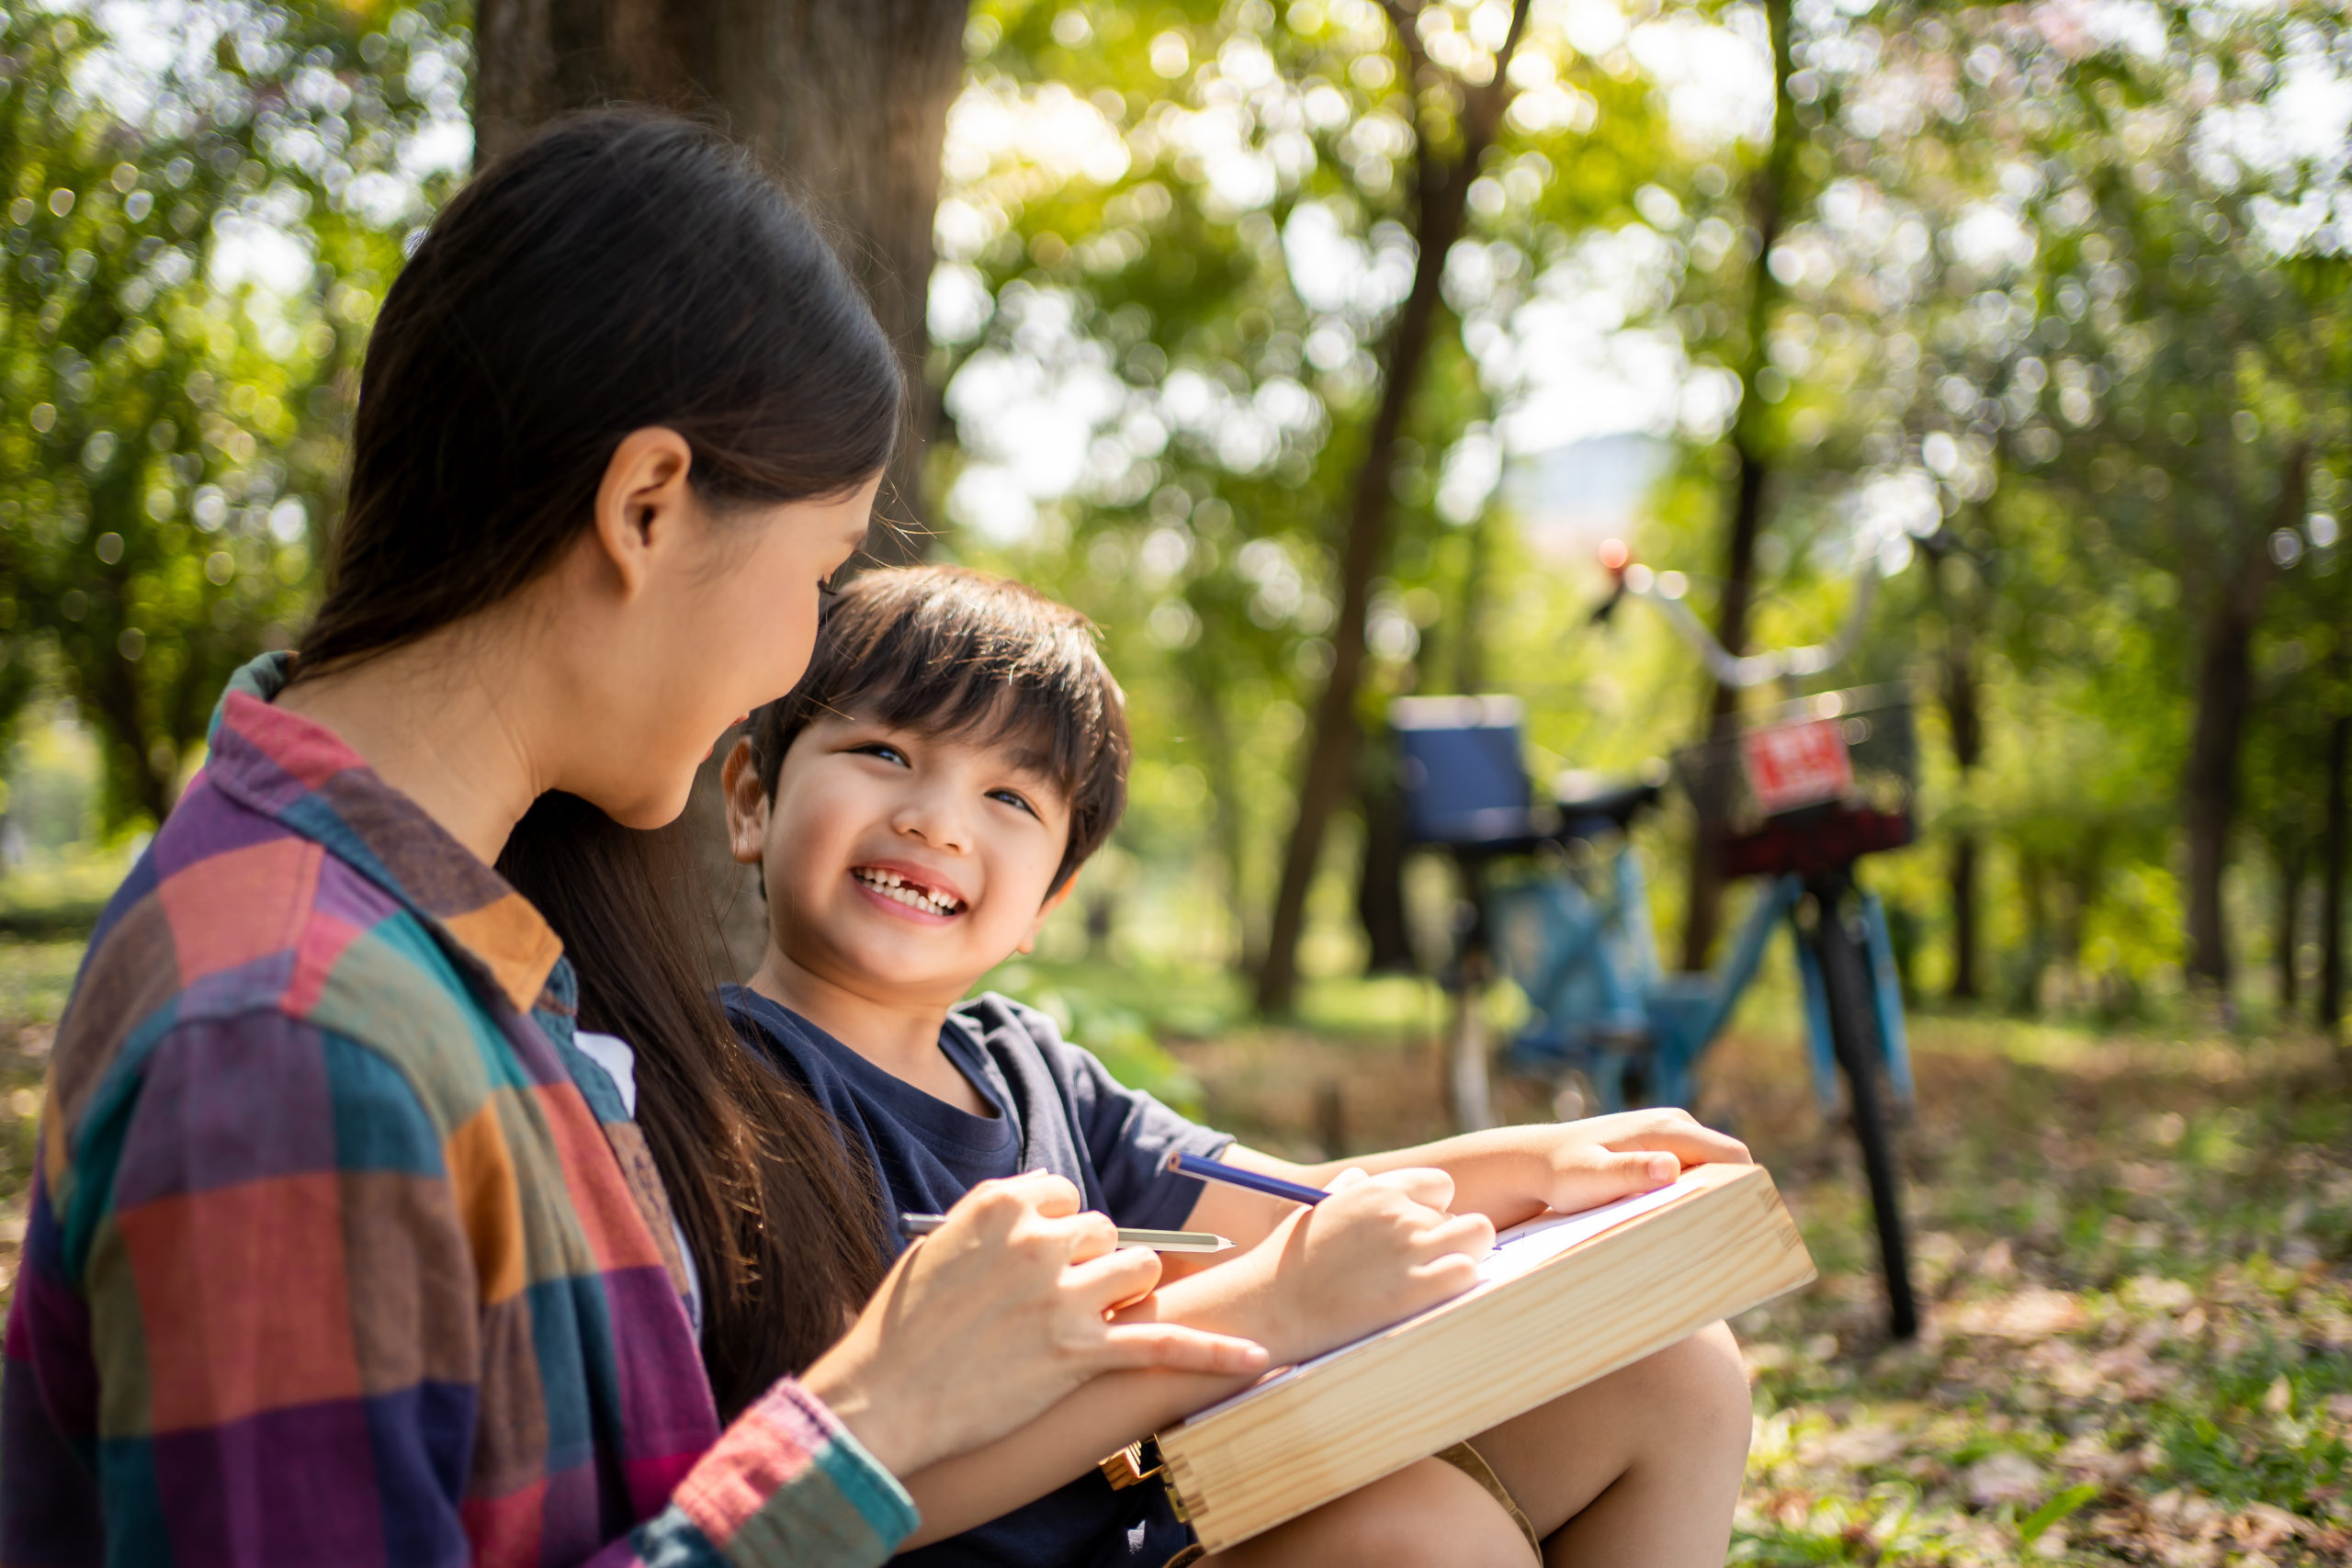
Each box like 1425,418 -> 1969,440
1392,555 -> 1923,1339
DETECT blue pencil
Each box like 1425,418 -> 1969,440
1165,1148 -> 1329,1206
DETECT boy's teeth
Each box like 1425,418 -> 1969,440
854,868 -> 959,914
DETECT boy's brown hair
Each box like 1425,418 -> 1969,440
747,566 -> 1130,893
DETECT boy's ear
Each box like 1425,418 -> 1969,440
1016,870 -> 1080,955
719,737 -> 770,865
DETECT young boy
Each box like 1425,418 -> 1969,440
719,566 -> 1755,1568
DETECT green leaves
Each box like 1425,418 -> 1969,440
2016,1481 -> 2098,1555
0,2 -> 463,825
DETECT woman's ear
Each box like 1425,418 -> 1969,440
590,426 -> 697,598
1017,871 -> 1081,955
720,737 -> 770,864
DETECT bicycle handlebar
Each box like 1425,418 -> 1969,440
1594,540 -> 1883,692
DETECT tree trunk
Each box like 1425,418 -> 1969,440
1357,777 -> 1414,974
474,0 -> 967,974
2014,848 -> 2050,1014
1252,0 -> 1532,1015
1454,502 -> 1492,695
2183,617 -> 2256,993
82,570 -> 175,826
2276,845 -> 2302,1015
1948,835 -> 1978,1003
1678,0 -> 1798,973
1941,606 -> 1984,1000
85,656 -> 173,827
472,0 -> 967,566
2183,449 -> 2305,992
2322,705 -> 2347,1032
1191,671 -> 1256,968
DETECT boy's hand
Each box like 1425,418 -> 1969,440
1256,1168 -> 1494,1353
1533,1108 -> 1752,1214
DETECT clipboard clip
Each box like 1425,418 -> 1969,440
1099,1436 -> 1164,1490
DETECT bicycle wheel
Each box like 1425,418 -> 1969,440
1811,889 -> 1920,1339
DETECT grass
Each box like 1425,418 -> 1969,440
0,846 -> 134,938
1146,1005 -> 2352,1566
0,942 -> 2345,1563
1704,1021 -> 2351,1565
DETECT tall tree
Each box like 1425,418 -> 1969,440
2323,695 -> 2347,1032
1251,0 -> 1532,1015
0,3 -> 445,825
1876,0 -> 2350,998
1937,554 -> 1986,1000
1675,0 -> 1800,972
2034,106 -> 2336,990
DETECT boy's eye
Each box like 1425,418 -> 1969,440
853,742 -> 909,767
987,788 -> 1039,818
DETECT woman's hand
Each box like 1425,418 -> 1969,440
1532,1108 -> 1752,1214
1240,1168 -> 1495,1356
798,1172 -> 1269,1477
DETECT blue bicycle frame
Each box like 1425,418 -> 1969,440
1492,845 -> 1913,1115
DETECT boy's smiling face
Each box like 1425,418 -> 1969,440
726,711 -> 1077,1006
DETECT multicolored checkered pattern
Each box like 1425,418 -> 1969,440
0,654 -> 917,1568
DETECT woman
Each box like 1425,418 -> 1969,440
0,114 -> 1262,1566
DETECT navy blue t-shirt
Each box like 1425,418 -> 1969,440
721,986 -> 1234,1568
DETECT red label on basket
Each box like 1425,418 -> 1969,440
1740,720 -> 1852,812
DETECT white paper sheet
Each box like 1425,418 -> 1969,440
1183,1171 -> 1711,1422
1473,1176 -> 1695,1284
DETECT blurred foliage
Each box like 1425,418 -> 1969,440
0,0 -> 467,825
933,0 -> 2350,1020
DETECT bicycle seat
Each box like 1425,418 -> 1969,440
1551,776 -> 1661,838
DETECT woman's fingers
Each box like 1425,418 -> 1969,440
1095,1322 -> 1272,1376
1060,1244 -> 1164,1312
1408,1249 -> 1486,1296
1041,1207 -> 1122,1265
987,1169 -> 1085,1217
1422,1211 -> 1497,1259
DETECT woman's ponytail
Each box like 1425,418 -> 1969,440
496,795 -> 887,1414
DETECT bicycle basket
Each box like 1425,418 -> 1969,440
1672,684 -> 1917,840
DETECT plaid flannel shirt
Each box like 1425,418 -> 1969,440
0,654 -> 918,1567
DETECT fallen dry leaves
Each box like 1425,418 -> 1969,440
1708,1021 -> 2351,1565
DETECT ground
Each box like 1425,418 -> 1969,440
1174,1004 -> 2352,1567
0,936 -> 2344,1564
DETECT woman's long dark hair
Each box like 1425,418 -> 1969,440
295,111 -> 896,1413
495,795 -> 886,1414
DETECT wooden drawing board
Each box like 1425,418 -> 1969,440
1152,1161 -> 1815,1552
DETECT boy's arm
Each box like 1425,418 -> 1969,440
1180,1109 -> 1754,1247
895,1168 -> 1490,1546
